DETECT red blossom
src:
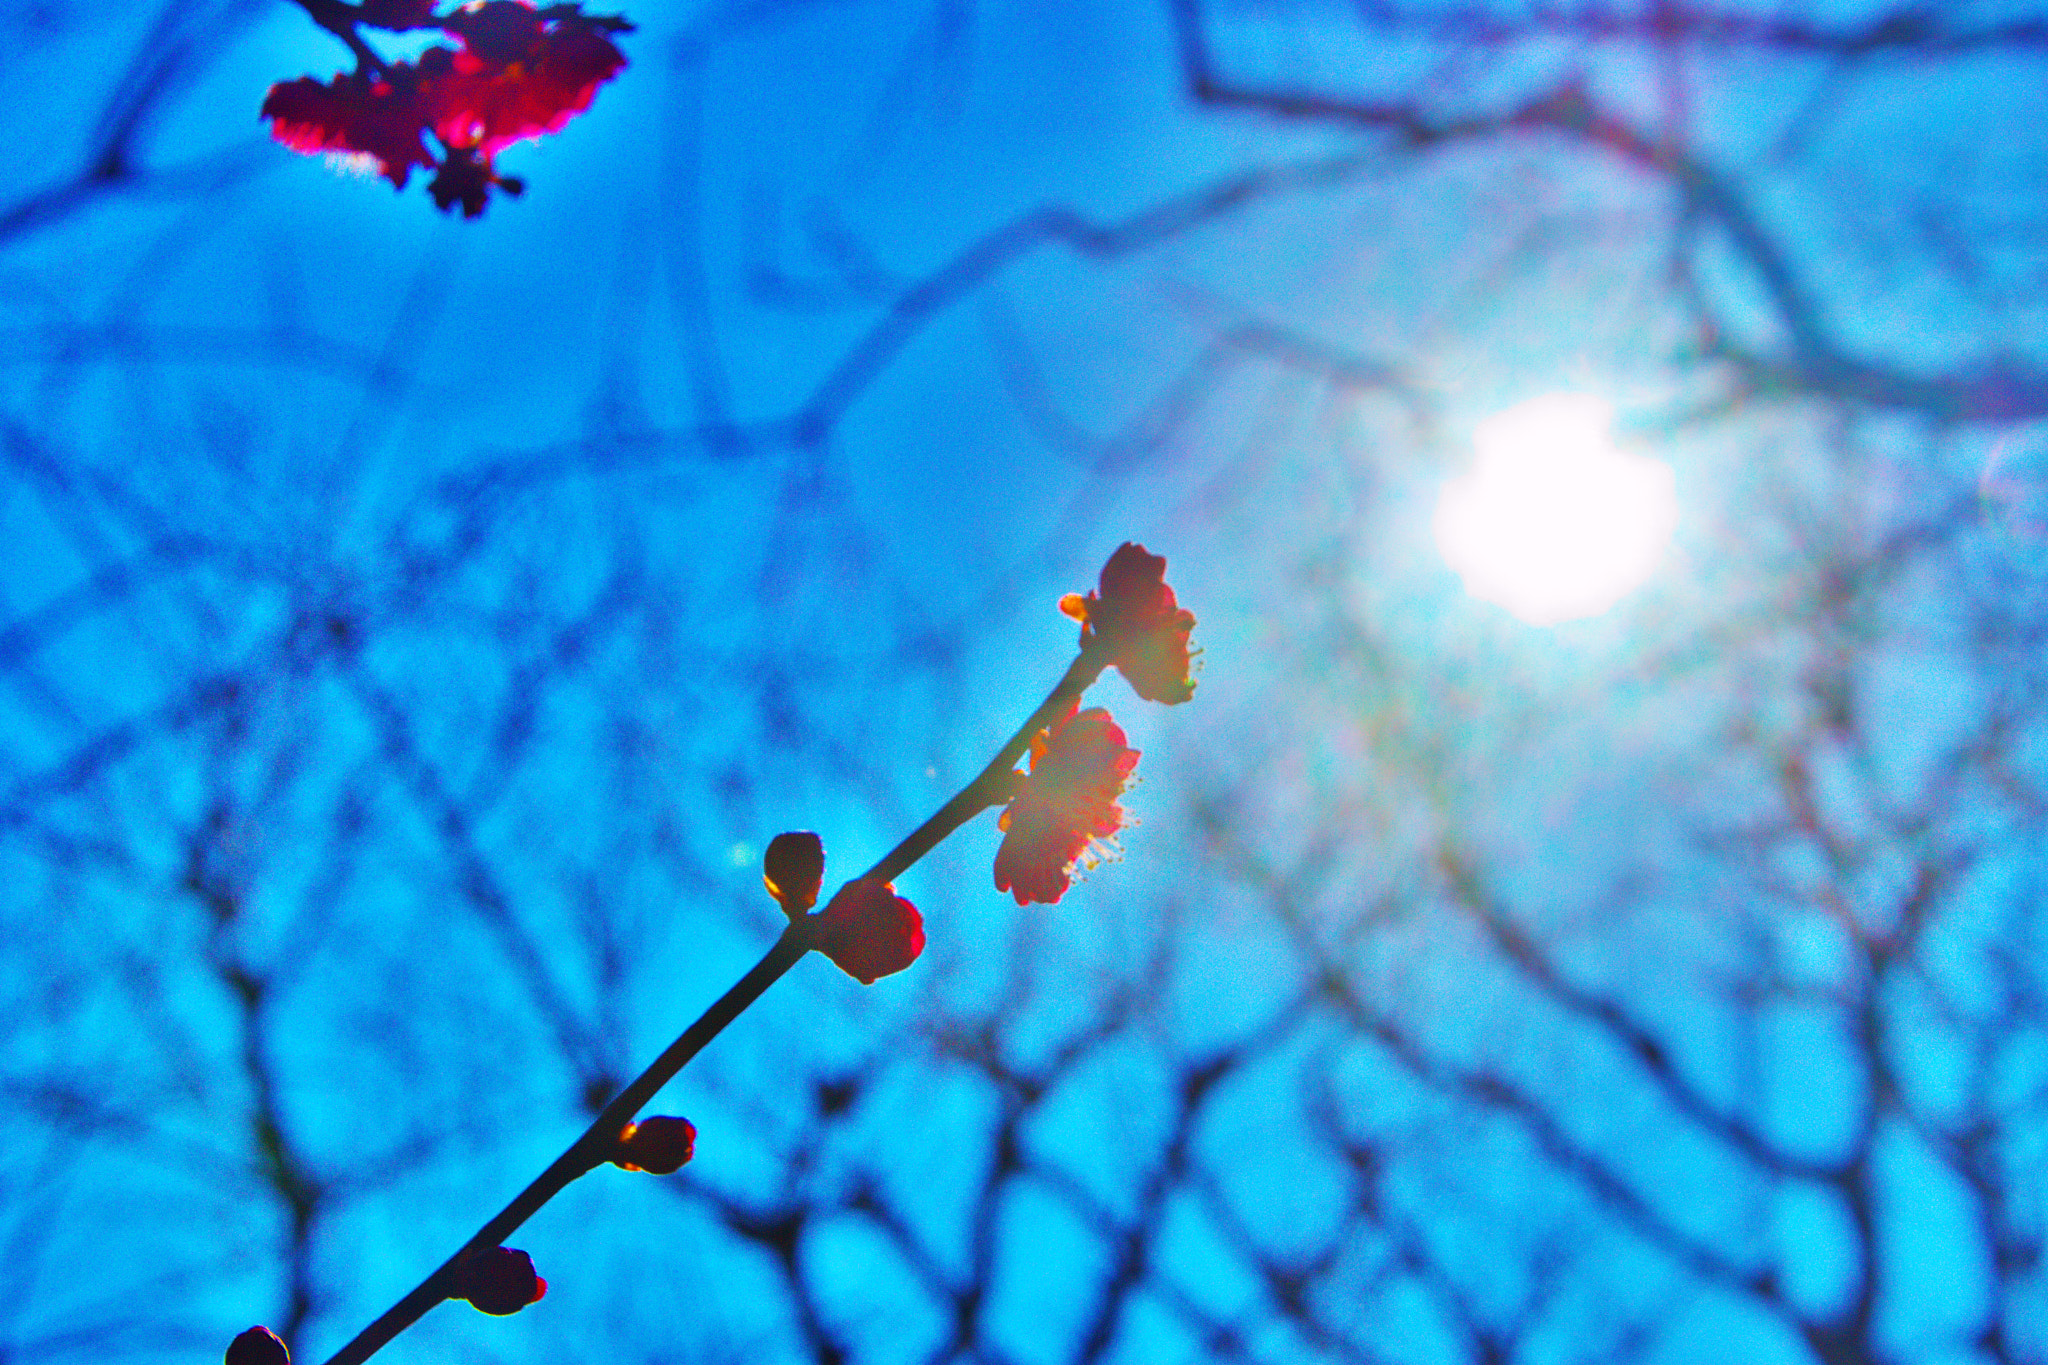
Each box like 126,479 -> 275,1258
261,1 -> 630,216
425,3 -> 628,154
814,880 -> 924,984
993,704 -> 1140,906
260,69 -> 435,187
225,1326 -> 289,1365
1060,542 -> 1197,704
452,1246 -> 547,1315
613,1115 -> 696,1174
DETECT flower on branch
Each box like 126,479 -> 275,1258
452,1246 -> 547,1315
763,831 -> 825,916
260,70 -> 436,188
1061,542 -> 1198,704
993,704 -> 1140,906
814,880 -> 924,984
612,1115 -> 696,1174
261,0 -> 630,216
225,1326 -> 289,1365
429,2 -> 629,154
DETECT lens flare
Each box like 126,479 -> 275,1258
1980,424 -> 2048,569
1433,394 -> 1676,625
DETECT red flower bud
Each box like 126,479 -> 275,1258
226,1326 -> 289,1365
425,2 -> 628,154
814,880 -> 924,984
1060,542 -> 1198,704
452,1246 -> 547,1315
763,831 -> 825,915
614,1115 -> 697,1174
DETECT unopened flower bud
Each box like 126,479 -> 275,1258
764,831 -> 825,916
814,880 -> 924,984
614,1115 -> 697,1174
451,1246 -> 547,1316
226,1326 -> 289,1365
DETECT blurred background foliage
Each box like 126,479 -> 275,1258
4,2 -> 2048,1363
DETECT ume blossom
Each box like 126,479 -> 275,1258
993,704 -> 1140,906
260,0 -> 630,217
1060,542 -> 1197,704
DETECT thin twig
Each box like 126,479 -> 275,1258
319,925 -> 811,1365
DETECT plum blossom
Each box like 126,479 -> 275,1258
260,1 -> 629,216
993,704 -> 1140,905
1061,542 -> 1198,704
427,3 -> 628,154
260,69 -> 435,187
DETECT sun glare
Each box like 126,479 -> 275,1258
1433,394 -> 1677,626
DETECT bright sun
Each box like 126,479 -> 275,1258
1432,393 -> 1677,626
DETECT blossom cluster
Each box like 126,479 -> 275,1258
798,542 -> 1198,983
261,0 -> 631,216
